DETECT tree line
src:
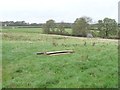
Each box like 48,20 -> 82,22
43,17 -> 119,39
2,17 -> 119,39
2,21 -> 72,28
2,21 -> 43,27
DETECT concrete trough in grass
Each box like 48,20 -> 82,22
36,50 -> 74,56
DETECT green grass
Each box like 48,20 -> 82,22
2,28 -> 42,33
65,28 -> 72,34
0,32 -> 2,89
2,28 -> 118,88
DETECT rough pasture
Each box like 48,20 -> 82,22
2,28 -> 118,88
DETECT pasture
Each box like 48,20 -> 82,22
2,28 -> 118,88
0,30 -> 2,89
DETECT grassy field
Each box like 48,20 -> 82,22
2,28 -> 118,88
0,28 -> 2,89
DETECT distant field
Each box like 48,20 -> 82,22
2,28 -> 118,88
2,28 -> 42,33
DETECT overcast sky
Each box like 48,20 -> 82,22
0,0 -> 119,23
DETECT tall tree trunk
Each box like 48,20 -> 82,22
105,30 -> 108,38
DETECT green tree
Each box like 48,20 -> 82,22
43,19 -> 56,34
42,24 -> 50,34
103,18 -> 117,37
98,18 -> 118,38
98,20 -> 105,37
72,17 -> 91,36
57,22 -> 65,34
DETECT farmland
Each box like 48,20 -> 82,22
0,29 -> 2,89
2,28 -> 118,88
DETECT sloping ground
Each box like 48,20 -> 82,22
2,32 -> 118,43
41,34 -> 118,43
2,30 -> 118,88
